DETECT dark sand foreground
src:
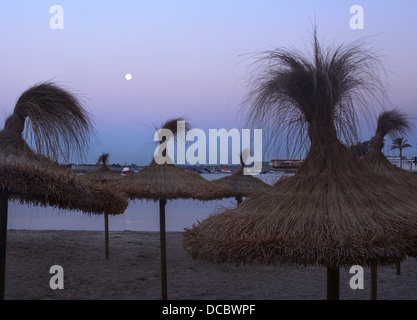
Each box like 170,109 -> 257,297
4,230 -> 417,300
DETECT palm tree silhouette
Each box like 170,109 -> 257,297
390,137 -> 412,168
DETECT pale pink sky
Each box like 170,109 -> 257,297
0,1 -> 416,164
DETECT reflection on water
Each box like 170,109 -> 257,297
7,171 -> 293,232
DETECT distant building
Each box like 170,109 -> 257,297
386,157 -> 417,172
269,159 -> 303,169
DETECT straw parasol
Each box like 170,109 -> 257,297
183,29 -> 417,300
360,109 -> 417,284
211,153 -> 270,204
361,109 -> 416,184
82,153 -> 124,183
0,81 -> 128,299
80,153 -> 125,259
111,117 -> 234,300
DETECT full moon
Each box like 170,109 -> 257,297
125,73 -> 132,81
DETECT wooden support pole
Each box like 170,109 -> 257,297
159,199 -> 167,300
104,213 -> 109,260
0,192 -> 9,300
370,263 -> 378,300
327,267 -> 339,300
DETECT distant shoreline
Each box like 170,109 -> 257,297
66,163 -> 299,175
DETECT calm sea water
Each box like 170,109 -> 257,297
7,172 -> 290,232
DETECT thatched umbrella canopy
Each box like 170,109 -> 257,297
183,30 -> 417,300
0,81 -> 128,299
112,117 -> 234,300
120,158 -> 232,201
211,153 -> 270,204
361,109 -> 416,184
361,109 -> 417,281
80,153 -> 125,259
0,82 -> 128,212
81,153 -> 123,183
0,158 -> 127,215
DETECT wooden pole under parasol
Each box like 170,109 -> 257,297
370,263 -> 377,300
159,198 -> 167,300
104,213 -> 109,260
0,192 -> 8,300
327,267 -> 340,300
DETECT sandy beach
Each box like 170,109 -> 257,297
4,229 -> 417,300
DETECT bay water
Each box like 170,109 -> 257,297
7,172 -> 289,232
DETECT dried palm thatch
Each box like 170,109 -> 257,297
0,81 -> 128,299
112,117 -> 233,300
0,81 -> 128,214
183,29 -> 417,300
360,109 -> 417,280
0,81 -> 94,163
81,153 -> 123,184
361,109 -> 416,184
240,30 -> 386,158
0,159 -> 127,215
119,158 -> 232,201
185,145 -> 417,265
113,117 -> 234,201
211,153 -> 270,204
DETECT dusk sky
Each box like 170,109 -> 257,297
1,1 -> 416,165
